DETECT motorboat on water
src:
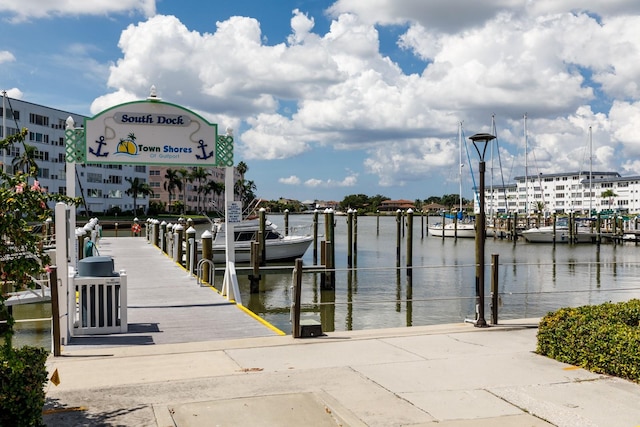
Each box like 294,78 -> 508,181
211,219 -> 313,263
521,219 -> 597,243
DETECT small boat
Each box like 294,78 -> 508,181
522,219 -> 597,243
427,221 -> 476,238
211,219 -> 313,263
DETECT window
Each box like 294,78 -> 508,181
555,185 -> 565,190
87,173 -> 102,183
29,113 -> 49,127
134,165 -> 146,173
556,193 -> 564,198
87,189 -> 103,198
107,175 -> 122,184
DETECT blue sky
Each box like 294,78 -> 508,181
2,1 -> 640,203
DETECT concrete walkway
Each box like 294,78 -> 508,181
44,320 -> 640,426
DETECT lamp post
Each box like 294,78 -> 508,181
469,132 -> 496,327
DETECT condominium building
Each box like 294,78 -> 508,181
479,171 -> 640,215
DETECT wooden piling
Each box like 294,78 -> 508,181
201,230 -> 213,284
313,210 -> 319,264
347,209 -> 353,268
50,266 -> 61,357
284,209 -> 289,236
353,211 -> 358,268
259,209 -> 266,266
292,258 -> 303,338
406,209 -> 413,276
249,241 -> 261,293
396,209 -> 401,267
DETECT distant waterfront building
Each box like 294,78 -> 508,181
476,170 -> 640,215
378,199 -> 416,212
0,96 -> 149,215
148,166 -> 229,214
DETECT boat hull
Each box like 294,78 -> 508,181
522,228 -> 597,243
427,224 -> 476,238
212,235 -> 313,263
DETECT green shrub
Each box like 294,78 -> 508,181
537,299 -> 640,382
0,345 -> 49,427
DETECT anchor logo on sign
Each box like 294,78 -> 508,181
195,139 -> 213,160
89,136 -> 109,157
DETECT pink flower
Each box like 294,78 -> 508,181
31,180 -> 40,191
40,201 -> 46,209
44,265 -> 52,274
15,184 -> 24,194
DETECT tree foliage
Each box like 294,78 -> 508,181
1,128 -> 79,347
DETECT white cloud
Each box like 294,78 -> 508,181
302,173 -> 358,188
279,175 -> 301,185
0,51 -> 15,63
0,0 -> 155,22
3,88 -> 23,99
85,3 -> 640,192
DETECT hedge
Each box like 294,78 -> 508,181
0,346 -> 49,427
537,299 -> 640,382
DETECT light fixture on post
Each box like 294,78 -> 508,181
469,132 -> 496,327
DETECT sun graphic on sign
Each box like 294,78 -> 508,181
116,133 -> 138,155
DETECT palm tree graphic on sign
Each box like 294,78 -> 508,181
116,132 -> 138,155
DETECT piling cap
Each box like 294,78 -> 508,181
186,226 -> 196,234
174,224 -> 184,231
201,230 -> 213,238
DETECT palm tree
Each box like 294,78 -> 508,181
177,168 -> 192,214
190,167 -> 210,213
201,179 -> 224,213
236,161 -> 248,183
12,144 -> 38,175
600,189 -> 618,212
163,168 -> 182,212
125,177 -> 154,215
235,179 -> 257,207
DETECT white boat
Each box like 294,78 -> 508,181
427,221 -> 476,238
522,220 -> 597,243
211,219 -> 313,263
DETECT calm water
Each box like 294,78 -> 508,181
13,214 -> 640,346
214,214 -> 640,334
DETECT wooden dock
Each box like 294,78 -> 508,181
64,237 -> 282,351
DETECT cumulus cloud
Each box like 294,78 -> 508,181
0,0 -> 155,22
0,51 -> 15,63
302,173 -> 358,188
279,175 -> 301,185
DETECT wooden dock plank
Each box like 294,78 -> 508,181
65,237 -> 280,350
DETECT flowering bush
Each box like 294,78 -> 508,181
0,128 -> 78,349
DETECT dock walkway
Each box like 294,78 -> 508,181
64,237 -> 280,351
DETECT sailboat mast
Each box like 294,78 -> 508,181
524,113 -> 528,216
589,125 -> 593,215
458,121 -> 463,213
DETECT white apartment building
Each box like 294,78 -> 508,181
479,171 -> 640,215
1,96 -> 148,215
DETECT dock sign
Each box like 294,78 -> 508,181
227,201 -> 242,223
84,100 -> 218,166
